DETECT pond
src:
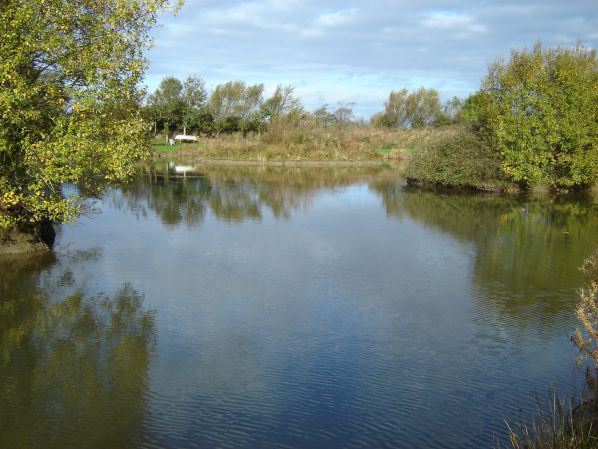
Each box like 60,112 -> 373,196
1,164 -> 597,449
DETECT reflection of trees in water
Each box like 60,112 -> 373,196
0,256 -> 155,449
371,182 -> 598,320
127,164 -> 400,225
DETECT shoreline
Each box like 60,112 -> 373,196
153,157 -> 388,167
149,155 -> 597,196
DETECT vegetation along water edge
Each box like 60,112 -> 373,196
147,42 -> 596,193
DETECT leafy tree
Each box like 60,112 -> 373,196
436,96 -> 465,126
377,87 -> 443,128
0,0 -> 181,235
383,89 -> 409,127
262,85 -> 303,121
148,76 -> 184,139
209,81 -> 265,135
312,104 -> 337,127
333,102 -> 356,127
468,42 -> 598,189
181,75 -> 208,134
405,87 -> 442,128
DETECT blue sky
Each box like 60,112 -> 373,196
146,0 -> 598,118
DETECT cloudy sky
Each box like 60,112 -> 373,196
146,0 -> 598,118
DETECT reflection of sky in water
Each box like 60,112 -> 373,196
20,172 -> 596,448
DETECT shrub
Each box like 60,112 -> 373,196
468,42 -> 598,189
404,128 -> 503,188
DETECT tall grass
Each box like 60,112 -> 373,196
504,395 -> 597,449
151,122 -> 464,162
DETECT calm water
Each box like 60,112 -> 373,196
1,165 -> 597,449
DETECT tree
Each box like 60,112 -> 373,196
436,96 -> 465,126
333,102 -> 356,127
312,105 -> 337,127
468,42 -> 598,189
209,81 -> 264,135
405,87 -> 442,128
383,88 -> 409,127
148,76 -> 184,140
262,85 -> 303,121
0,0 -> 181,238
181,75 -> 208,134
377,87 -> 443,128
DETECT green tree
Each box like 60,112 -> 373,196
469,42 -> 598,189
262,85 -> 303,121
312,104 -> 337,127
436,96 -> 465,126
0,0 -> 181,236
148,76 -> 184,139
181,75 -> 208,134
333,102 -> 356,127
209,81 -> 265,135
378,87 -> 443,128
383,88 -> 409,127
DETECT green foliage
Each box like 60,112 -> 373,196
0,0 -> 181,230
312,103 -> 357,128
437,96 -> 465,126
468,42 -> 598,189
147,76 -> 183,137
146,75 -> 208,136
376,87 -> 444,128
404,128 -> 504,187
209,81 -> 265,135
262,85 -> 304,120
181,75 -> 208,134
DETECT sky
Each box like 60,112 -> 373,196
146,0 -> 598,118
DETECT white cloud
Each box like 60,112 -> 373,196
421,11 -> 487,35
314,9 -> 359,28
146,0 -> 598,117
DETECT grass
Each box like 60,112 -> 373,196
502,395 -> 598,449
150,126 -> 462,163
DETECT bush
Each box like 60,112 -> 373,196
468,42 -> 598,189
404,128 -> 503,188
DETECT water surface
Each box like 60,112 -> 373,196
1,165 -> 597,449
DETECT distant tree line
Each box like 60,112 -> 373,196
144,76 -> 467,139
147,40 -> 596,190
144,77 -> 366,138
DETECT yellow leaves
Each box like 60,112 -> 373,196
0,0 -> 181,229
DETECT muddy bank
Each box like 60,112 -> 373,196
0,221 -> 56,255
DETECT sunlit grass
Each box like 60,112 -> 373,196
149,126 -> 461,162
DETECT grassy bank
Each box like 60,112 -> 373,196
151,125 -> 595,193
151,126 -> 463,163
